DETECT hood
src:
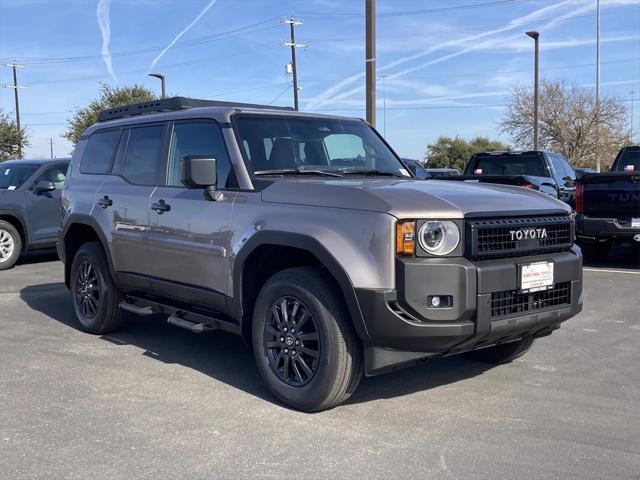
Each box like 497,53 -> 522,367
260,178 -> 570,218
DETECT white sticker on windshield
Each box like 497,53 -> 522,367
625,165 -> 635,172
4,169 -> 10,176
8,186 -> 16,190
474,169 -> 483,175
399,168 -> 411,177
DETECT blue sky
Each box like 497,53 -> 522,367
1,0 -> 638,159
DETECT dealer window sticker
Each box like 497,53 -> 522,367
625,165 -> 635,172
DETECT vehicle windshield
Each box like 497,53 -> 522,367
234,115 -> 409,177
0,163 -> 39,190
612,150 -> 640,172
470,154 -> 548,177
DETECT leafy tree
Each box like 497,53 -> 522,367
424,136 -> 510,172
64,83 -> 158,144
499,79 -> 630,168
0,110 -> 30,161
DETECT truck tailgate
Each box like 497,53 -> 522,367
581,173 -> 640,218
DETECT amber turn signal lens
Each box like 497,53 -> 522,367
396,221 -> 416,256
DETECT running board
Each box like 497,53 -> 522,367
119,301 -> 156,316
167,314 -> 219,333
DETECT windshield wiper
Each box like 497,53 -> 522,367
253,169 -> 344,177
342,169 -> 406,178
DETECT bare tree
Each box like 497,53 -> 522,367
499,79 -> 631,168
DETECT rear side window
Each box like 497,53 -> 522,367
80,130 -> 120,174
122,125 -> 165,185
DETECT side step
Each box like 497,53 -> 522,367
119,296 -> 238,335
167,314 -> 219,333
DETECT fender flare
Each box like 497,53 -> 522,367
60,214 -> 115,286
0,210 -> 29,248
232,231 -> 371,342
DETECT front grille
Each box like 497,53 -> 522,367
468,216 -> 572,260
490,282 -> 571,318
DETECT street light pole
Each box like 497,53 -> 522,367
595,0 -> 601,172
526,31 -> 540,150
148,73 -> 166,98
365,0 -> 376,126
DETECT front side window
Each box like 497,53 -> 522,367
167,121 -> 233,188
0,163 -> 39,190
122,125 -> 165,185
80,130 -> 120,174
235,115 -> 406,176
36,163 -> 69,189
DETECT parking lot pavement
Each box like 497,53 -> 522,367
1,247 -> 639,480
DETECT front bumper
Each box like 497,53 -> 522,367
576,213 -> 640,241
357,246 -> 583,375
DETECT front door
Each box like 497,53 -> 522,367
146,120 -> 237,311
26,162 -> 69,245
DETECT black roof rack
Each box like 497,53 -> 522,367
97,96 -> 294,122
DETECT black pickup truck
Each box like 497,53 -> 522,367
432,151 -> 578,206
576,146 -> 640,259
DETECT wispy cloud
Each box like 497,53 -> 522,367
97,0 -> 117,82
149,0 -> 217,70
304,0 -> 636,111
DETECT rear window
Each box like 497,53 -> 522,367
470,155 -> 547,177
80,130 -> 120,174
122,125 -> 164,185
612,150 -> 640,172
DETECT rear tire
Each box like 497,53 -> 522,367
70,242 -> 124,334
0,220 -> 22,271
251,267 -> 363,412
464,337 -> 536,365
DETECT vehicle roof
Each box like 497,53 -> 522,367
0,158 -> 70,166
86,96 -> 363,136
425,167 -> 458,171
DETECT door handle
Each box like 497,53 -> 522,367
151,199 -> 171,214
97,196 -> 113,209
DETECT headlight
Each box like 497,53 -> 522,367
418,221 -> 460,255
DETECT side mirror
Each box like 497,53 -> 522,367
33,180 -> 56,195
181,155 -> 221,201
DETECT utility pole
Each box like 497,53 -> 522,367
148,73 -> 166,98
280,17 -> 306,111
595,0 -> 601,172
378,74 -> 388,137
49,138 -> 54,159
526,31 -> 539,150
365,0 -> 376,126
2,62 -> 26,158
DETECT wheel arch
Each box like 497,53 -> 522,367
0,212 -> 28,252
232,231 -> 370,346
61,215 -> 114,288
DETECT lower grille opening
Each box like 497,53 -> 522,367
491,282 -> 571,318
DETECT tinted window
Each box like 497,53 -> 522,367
80,130 -> 120,174
36,163 -> 69,188
548,155 -> 565,183
122,125 -> 164,185
558,156 -> 576,180
612,150 -> 639,172
471,155 -> 547,177
0,163 -> 39,190
111,129 -> 129,175
167,122 -> 233,188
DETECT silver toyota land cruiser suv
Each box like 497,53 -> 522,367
59,97 -> 583,411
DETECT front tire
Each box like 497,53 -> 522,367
70,242 -> 124,334
252,267 -> 363,412
464,337 -> 536,364
0,220 -> 22,271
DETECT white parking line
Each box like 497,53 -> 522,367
583,268 -> 640,275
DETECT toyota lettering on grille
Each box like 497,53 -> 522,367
509,228 -> 548,241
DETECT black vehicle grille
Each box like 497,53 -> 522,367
490,282 -> 571,318
467,216 -> 573,260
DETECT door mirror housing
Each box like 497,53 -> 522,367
33,180 -> 57,195
181,155 -> 217,188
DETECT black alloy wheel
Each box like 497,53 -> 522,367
264,296 -> 320,387
74,259 -> 100,319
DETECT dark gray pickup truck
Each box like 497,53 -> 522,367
576,146 -> 640,259
0,158 -> 70,270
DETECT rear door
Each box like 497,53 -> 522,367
25,161 -> 69,244
146,119 -> 237,310
93,124 -> 166,289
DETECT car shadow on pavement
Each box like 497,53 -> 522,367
581,244 -> 640,269
21,282 -> 493,409
16,249 -> 59,266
